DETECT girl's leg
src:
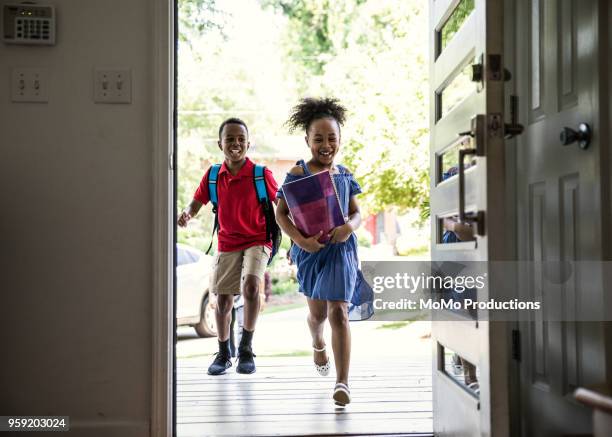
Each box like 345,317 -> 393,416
306,297 -> 328,365
327,301 -> 351,384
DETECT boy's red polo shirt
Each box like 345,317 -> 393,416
193,157 -> 278,252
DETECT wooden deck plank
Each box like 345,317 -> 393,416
177,402 -> 432,417
177,357 -> 433,436
177,394 -> 432,404
179,412 -> 432,425
178,418 -> 432,437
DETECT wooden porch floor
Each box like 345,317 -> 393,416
177,356 -> 433,437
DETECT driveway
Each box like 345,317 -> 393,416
177,304 -> 432,361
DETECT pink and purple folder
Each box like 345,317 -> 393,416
282,171 -> 345,243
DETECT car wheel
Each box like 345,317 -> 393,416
194,293 -> 217,338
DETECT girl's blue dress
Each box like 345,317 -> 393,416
278,160 -> 374,320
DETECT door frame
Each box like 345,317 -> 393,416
149,1 -> 612,436
502,0 -> 521,435
151,0 -> 175,435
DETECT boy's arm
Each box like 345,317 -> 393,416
178,168 -> 211,227
177,199 -> 204,227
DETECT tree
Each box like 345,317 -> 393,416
178,0 -> 226,44
178,0 -> 434,251
177,0 -> 295,252
261,0 -> 430,217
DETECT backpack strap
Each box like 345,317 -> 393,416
253,164 -> 269,203
253,164 -> 281,265
206,164 -> 222,255
208,164 -> 222,210
253,164 -> 271,239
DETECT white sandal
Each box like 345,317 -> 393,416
333,382 -> 351,406
313,344 -> 330,376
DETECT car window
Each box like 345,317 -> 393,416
187,250 -> 200,264
177,247 -> 200,266
177,248 -> 188,266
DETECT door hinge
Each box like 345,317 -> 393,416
169,152 -> 174,170
512,329 -> 521,361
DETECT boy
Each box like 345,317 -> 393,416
178,118 -> 278,375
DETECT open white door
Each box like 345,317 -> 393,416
429,0 -> 514,435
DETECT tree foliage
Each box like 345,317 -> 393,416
178,0 -> 226,43
260,0 -> 430,216
178,0 -> 432,251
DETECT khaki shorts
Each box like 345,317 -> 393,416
210,245 -> 270,295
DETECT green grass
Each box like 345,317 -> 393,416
397,245 -> 430,258
271,278 -> 299,295
376,321 -> 411,330
262,302 -> 305,315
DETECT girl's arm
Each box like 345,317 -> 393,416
329,196 -> 361,244
275,197 -> 324,253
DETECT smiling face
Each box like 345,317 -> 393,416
218,123 -> 249,164
306,117 -> 340,168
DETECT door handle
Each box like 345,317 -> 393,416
560,123 -> 591,149
455,116 -> 486,236
505,95 -> 524,139
458,148 -> 477,223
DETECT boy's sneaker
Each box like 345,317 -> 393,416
207,352 -> 232,375
236,346 -> 256,374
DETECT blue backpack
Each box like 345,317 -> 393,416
205,163 -> 281,265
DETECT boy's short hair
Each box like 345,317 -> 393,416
218,118 -> 249,140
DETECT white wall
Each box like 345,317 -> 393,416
0,1 -> 163,435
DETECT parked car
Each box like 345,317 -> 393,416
176,243 -> 216,337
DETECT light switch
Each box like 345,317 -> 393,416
11,67 -> 48,103
94,69 -> 132,104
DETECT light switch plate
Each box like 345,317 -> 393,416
11,67 -> 49,102
94,69 -> 132,104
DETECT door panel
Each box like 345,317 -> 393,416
429,0 -> 510,435
516,0 -> 605,435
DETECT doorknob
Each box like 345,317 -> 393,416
560,123 -> 591,149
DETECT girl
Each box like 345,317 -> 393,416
275,97 -> 368,406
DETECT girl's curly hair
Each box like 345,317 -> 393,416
286,97 -> 347,133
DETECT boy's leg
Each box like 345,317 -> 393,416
327,301 -> 351,385
207,250 -> 243,375
215,294 -> 233,341
242,274 -> 261,331
236,246 -> 270,374
229,306 -> 237,358
207,294 -> 233,375
241,246 -> 270,331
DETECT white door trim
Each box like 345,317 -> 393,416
151,0 -> 174,435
